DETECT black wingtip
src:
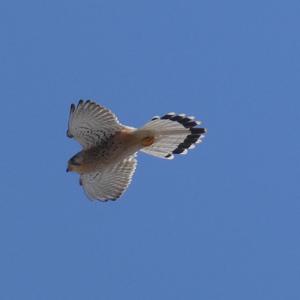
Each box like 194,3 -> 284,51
172,147 -> 186,154
191,127 -> 206,135
169,115 -> 184,122
69,104 -> 75,115
171,127 -> 206,155
151,116 -> 160,121
161,113 -> 176,120
159,113 -> 202,129
156,112 -> 206,156
184,120 -> 200,128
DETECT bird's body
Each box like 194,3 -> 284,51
70,128 -> 153,174
67,100 -> 206,201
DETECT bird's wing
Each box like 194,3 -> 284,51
80,155 -> 137,201
67,100 -> 123,149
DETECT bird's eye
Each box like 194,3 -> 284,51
71,157 -> 81,166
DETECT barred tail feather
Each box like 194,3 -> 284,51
139,112 -> 206,159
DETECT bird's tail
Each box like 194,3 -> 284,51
138,112 -> 206,159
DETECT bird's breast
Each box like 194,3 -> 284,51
80,129 -> 141,174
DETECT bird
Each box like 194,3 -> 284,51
66,100 -> 207,201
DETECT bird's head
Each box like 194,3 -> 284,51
67,152 -> 84,173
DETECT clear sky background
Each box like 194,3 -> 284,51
0,0 -> 299,299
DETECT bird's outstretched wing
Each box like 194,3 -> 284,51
80,155 -> 137,201
67,100 -> 123,149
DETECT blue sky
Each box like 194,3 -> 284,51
0,0 -> 299,299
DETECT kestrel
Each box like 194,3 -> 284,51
67,100 -> 207,201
